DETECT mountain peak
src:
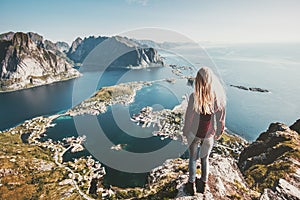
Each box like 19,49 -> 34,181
27,32 -> 44,47
12,32 -> 34,49
0,31 -> 15,41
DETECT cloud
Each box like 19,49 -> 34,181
126,0 -> 148,6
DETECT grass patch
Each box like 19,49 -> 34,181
244,160 -> 295,192
93,84 -> 135,102
0,130 -> 79,199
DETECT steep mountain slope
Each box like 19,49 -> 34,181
68,35 -> 164,68
67,36 -> 108,64
0,32 -> 80,92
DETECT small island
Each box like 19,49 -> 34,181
230,84 -> 270,93
0,67 -> 299,199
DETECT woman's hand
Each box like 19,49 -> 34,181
214,134 -> 222,140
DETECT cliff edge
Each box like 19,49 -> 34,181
238,120 -> 300,200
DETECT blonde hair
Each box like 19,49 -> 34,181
193,67 -> 226,114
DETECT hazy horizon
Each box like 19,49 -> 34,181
1,0 -> 299,44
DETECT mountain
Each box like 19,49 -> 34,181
68,35 -> 164,68
0,32 -> 80,92
67,36 -> 108,64
238,120 -> 300,199
44,40 -> 69,54
0,31 -> 165,92
0,31 -> 15,41
1,32 -> 71,57
109,36 -> 164,68
135,39 -> 198,50
54,41 -> 70,53
27,32 -> 44,47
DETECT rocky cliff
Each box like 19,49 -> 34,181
67,35 -> 164,67
0,32 -> 80,92
108,36 -> 164,68
239,121 -> 300,200
0,31 -> 15,41
137,120 -> 300,200
67,36 -> 108,64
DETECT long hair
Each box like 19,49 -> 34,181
193,67 -> 226,114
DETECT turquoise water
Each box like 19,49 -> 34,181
0,43 -> 299,186
207,43 -> 300,140
45,86 -> 188,187
165,43 -> 300,140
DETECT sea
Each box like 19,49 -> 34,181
0,43 -> 299,187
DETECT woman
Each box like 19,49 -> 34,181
183,67 -> 226,195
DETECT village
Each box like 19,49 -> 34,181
1,114 -> 113,199
131,105 -> 186,142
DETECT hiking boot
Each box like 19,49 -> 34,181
184,181 -> 196,196
196,178 -> 207,193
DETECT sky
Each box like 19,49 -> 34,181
0,0 -> 300,44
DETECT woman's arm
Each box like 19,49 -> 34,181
182,93 -> 194,136
214,107 -> 226,139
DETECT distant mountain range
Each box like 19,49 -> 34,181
0,32 -> 164,92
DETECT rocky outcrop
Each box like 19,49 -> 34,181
2,32 -> 70,57
0,32 -> 80,92
27,32 -> 44,47
0,31 -> 15,41
43,40 -> 71,62
145,154 -> 259,199
238,120 -> 300,199
290,119 -> 300,134
143,120 -> 300,199
54,41 -> 70,53
67,35 -> 164,67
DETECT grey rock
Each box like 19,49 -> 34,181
44,40 -> 70,60
0,31 -> 15,41
148,154 -> 256,199
260,188 -> 282,200
67,36 -> 107,63
55,41 -> 70,53
276,178 -> 300,200
0,32 -> 80,92
239,120 -> 300,199
27,32 -> 44,47
290,119 -> 300,134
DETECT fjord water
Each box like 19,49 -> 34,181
0,43 -> 299,140
206,43 -> 300,140
0,43 -> 299,186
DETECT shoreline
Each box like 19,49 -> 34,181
2,76 -> 295,199
0,72 -> 81,94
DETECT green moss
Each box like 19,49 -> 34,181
141,180 -> 178,200
228,192 -> 243,200
174,164 -> 188,173
244,160 -> 295,192
0,130 -> 80,200
29,74 -> 51,81
94,85 -> 134,102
